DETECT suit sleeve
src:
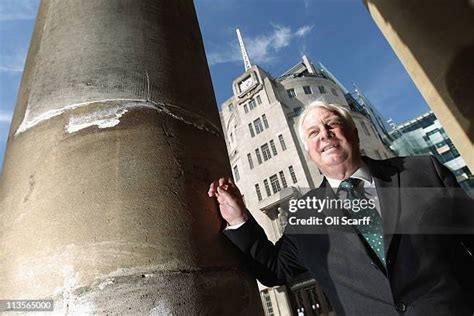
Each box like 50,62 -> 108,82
429,155 -> 474,229
429,155 -> 474,295
223,214 -> 308,287
429,155 -> 465,188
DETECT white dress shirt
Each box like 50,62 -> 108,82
326,164 -> 382,217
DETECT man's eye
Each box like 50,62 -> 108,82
309,130 -> 319,137
329,121 -> 342,127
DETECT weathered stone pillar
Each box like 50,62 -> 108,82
0,0 -> 263,314
363,0 -> 474,170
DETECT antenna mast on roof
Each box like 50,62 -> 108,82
236,28 -> 252,71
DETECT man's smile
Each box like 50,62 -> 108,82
320,143 -> 340,153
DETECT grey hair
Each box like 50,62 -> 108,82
297,101 -> 357,151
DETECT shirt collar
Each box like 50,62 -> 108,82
325,164 -> 373,189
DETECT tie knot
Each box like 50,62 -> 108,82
339,178 -> 361,191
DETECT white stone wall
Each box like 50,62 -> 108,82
352,112 -> 394,159
278,76 -> 349,108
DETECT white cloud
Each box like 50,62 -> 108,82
0,50 -> 27,72
295,25 -> 314,37
206,47 -> 241,67
271,25 -> 292,49
0,0 -> 39,21
0,110 -> 13,124
207,24 -> 314,66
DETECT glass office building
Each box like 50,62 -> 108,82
386,111 -> 473,191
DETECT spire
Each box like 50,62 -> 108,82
236,28 -> 252,71
302,55 -> 315,74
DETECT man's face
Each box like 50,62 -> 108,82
302,107 -> 360,171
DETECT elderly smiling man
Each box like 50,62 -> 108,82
208,101 -> 472,315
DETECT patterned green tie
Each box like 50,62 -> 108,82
339,178 -> 386,267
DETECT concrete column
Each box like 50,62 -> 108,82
0,0 -> 263,314
363,0 -> 474,170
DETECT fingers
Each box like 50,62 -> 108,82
208,177 -> 235,197
223,184 -> 240,199
208,178 -> 224,197
208,181 -> 217,197
216,186 -> 241,211
217,185 -> 229,196
218,185 -> 243,205
216,187 -> 230,204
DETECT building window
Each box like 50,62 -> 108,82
287,88 -> 296,98
370,124 -> 377,136
247,153 -> 254,169
269,139 -> 278,156
279,171 -> 288,188
278,134 -> 287,151
256,95 -> 262,104
318,85 -> 326,94
360,121 -> 371,136
255,184 -> 262,201
270,174 -> 281,194
303,85 -> 312,95
249,99 -> 257,110
248,123 -> 255,137
254,118 -> 264,134
263,179 -> 271,197
261,143 -> 272,161
233,165 -> 240,182
289,165 -> 297,183
255,148 -> 262,164
243,103 -> 249,113
331,87 -> 338,96
262,290 -> 275,316
262,114 -> 269,129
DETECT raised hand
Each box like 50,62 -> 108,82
208,177 -> 248,226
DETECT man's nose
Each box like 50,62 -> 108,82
319,125 -> 331,140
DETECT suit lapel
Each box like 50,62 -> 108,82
364,157 -> 401,257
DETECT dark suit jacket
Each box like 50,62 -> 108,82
224,156 -> 473,315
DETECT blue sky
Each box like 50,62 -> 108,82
0,0 -> 430,171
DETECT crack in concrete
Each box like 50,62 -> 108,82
52,266 -> 242,303
23,172 -> 36,203
15,99 -> 222,137
145,71 -> 151,101
65,105 -> 129,133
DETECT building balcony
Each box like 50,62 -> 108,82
258,186 -> 300,215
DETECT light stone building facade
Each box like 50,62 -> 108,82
219,55 -> 393,316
